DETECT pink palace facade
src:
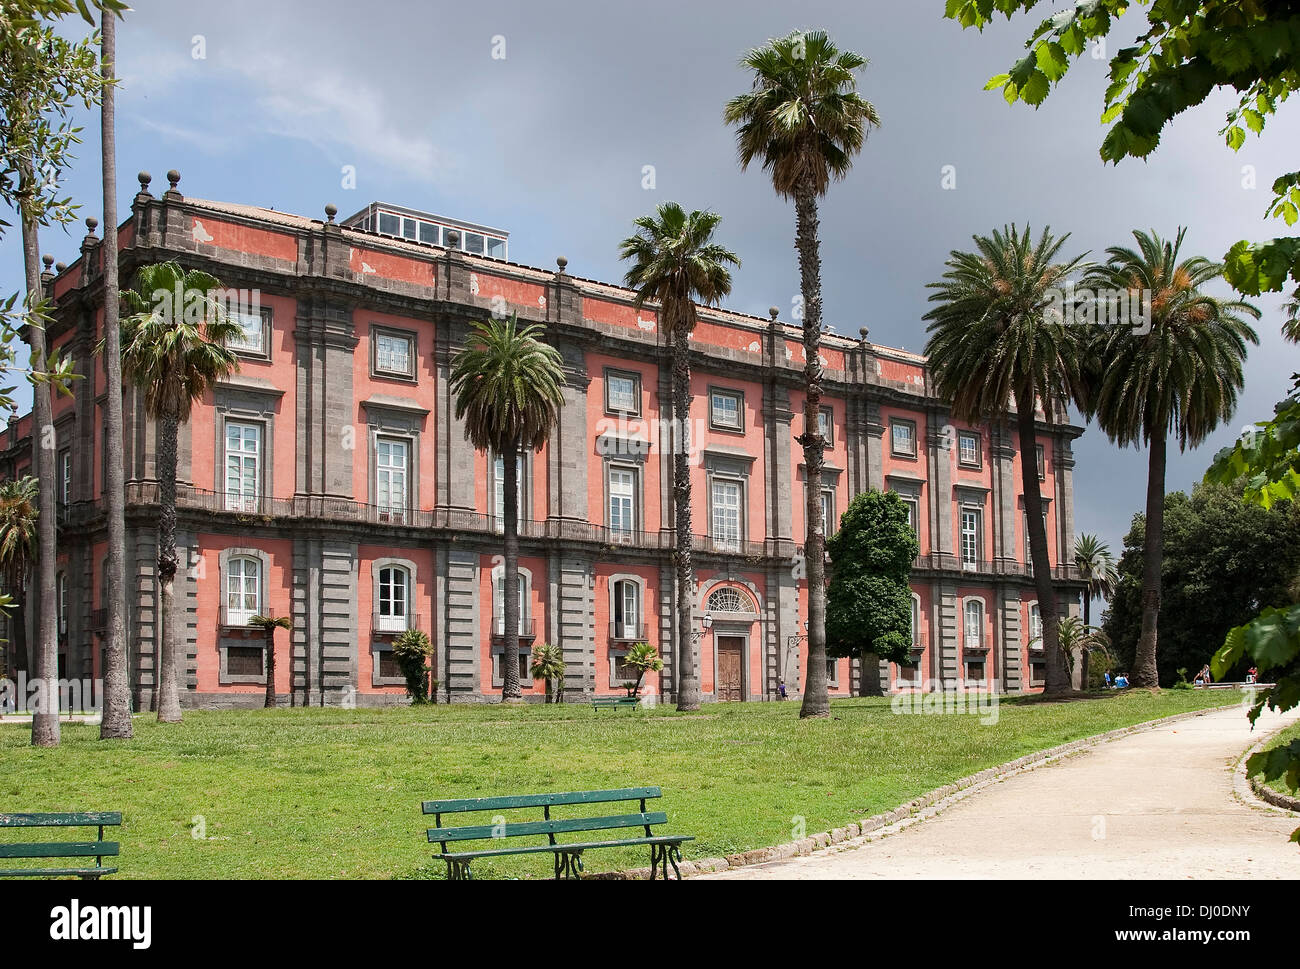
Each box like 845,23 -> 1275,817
0,172 -> 1085,708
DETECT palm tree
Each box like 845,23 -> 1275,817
449,313 -> 564,701
1074,532 -> 1117,690
1036,616 -> 1111,686
529,643 -> 566,704
725,29 -> 879,718
119,261 -> 242,722
98,6 -> 132,740
0,477 -> 39,676
249,614 -> 291,709
924,225 -> 1091,697
1082,229 -> 1259,688
619,202 -> 739,712
621,641 -> 664,699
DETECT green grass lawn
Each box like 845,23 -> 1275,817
1252,720 -> 1300,799
1,689 -> 1245,879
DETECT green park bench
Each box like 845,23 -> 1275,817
0,812 -> 121,879
423,787 -> 693,880
590,696 -> 640,711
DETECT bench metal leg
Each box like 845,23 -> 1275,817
649,843 -> 683,881
444,859 -> 473,881
553,850 -> 584,880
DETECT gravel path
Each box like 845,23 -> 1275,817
702,703 -> 1300,880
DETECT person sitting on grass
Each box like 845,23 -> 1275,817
1114,672 -> 1129,689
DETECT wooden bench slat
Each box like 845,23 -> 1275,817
0,868 -> 117,878
0,842 -> 119,859
0,812 -> 122,827
443,835 -> 694,861
423,787 -> 661,815
428,812 -> 667,843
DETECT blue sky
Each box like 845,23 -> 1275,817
2,0 -> 1297,567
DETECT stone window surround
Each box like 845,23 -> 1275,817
489,450 -> 533,529
228,305 -> 273,361
603,460 -> 644,538
826,654 -> 840,688
217,546 -> 271,685
1026,601 -> 1043,652
708,385 -> 745,434
799,464 -> 840,534
214,380 -> 282,503
603,366 -> 642,417
956,486 -> 988,569
957,429 -> 983,469
910,591 -> 923,648
961,594 -> 987,653
362,397 -> 427,516
817,404 -> 834,446
890,417 -> 918,459
369,556 -> 419,688
370,323 -> 418,382
607,572 -> 647,685
490,564 -> 534,687
703,448 -> 755,549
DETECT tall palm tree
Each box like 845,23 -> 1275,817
450,313 -> 564,701
249,614 -> 291,709
0,476 -> 39,677
924,225 -> 1091,697
725,29 -> 879,719
619,202 -> 739,712
98,6 -> 132,739
1073,532 -> 1117,690
119,261 -> 242,722
1082,229 -> 1259,688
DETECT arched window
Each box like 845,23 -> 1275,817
707,586 -> 754,615
611,578 -> 641,641
963,598 -> 984,649
910,594 -> 921,647
1028,603 -> 1043,649
226,556 -> 261,626
493,572 -> 530,635
376,566 -> 410,632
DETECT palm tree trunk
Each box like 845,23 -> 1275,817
1080,592 -> 1091,691
98,11 -> 132,739
264,625 -> 276,708
501,438 -> 522,701
155,413 -> 182,722
794,180 -> 829,719
671,328 -> 700,711
1018,400 -> 1066,696
23,207 -> 59,747
1132,434 -> 1165,688
858,652 -> 883,697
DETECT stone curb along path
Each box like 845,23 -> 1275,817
589,703 -> 1241,881
1235,719 -> 1300,815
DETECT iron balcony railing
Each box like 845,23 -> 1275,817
491,617 -> 536,641
373,612 -> 421,635
609,621 -> 647,643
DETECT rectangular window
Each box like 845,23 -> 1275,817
911,596 -> 921,646
710,389 -> 743,431
609,467 -> 636,536
711,479 -> 742,550
225,557 -> 260,626
57,573 -> 66,635
958,431 -> 980,467
374,330 -> 415,378
224,422 -> 262,512
966,660 -> 986,682
376,438 -> 408,521
1036,444 -> 1046,480
418,222 -> 439,245
898,493 -> 919,536
1025,510 -> 1049,573
605,370 -> 640,415
891,420 -> 916,457
378,211 -> 400,236
826,658 -> 839,687
59,450 -> 71,513
401,217 -> 419,241
820,489 -> 835,536
493,455 -> 525,529
817,406 -> 833,445
463,232 -> 485,255
493,582 -> 528,636
486,237 -> 506,260
227,308 -> 270,357
226,646 -> 264,677
960,509 -> 981,570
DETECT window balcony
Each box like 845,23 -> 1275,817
491,617 -> 535,641
609,621 -> 646,643
222,607 -> 257,629
373,612 -> 419,635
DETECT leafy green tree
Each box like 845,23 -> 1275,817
944,0 -> 1300,330
0,476 -> 38,675
826,491 -> 918,696
1081,229 -> 1259,687
620,642 -> 664,699
620,203 -> 739,712
1206,366 -> 1300,841
1073,532 -> 1117,689
1104,482 -> 1300,686
450,313 -> 564,702
529,643 -> 566,704
924,224 -> 1089,696
392,628 -> 434,705
248,614 -> 290,709
725,29 -> 880,719
119,261 -> 242,723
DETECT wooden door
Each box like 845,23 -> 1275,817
716,637 -> 744,702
